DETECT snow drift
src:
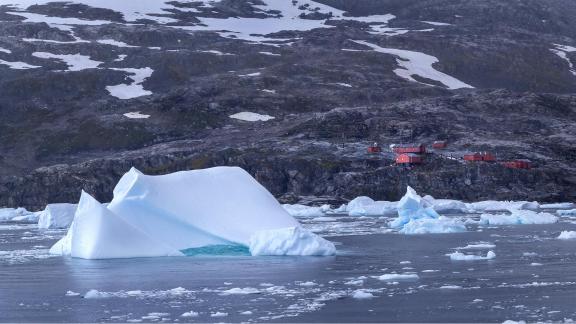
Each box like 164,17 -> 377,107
50,167 -> 335,259
38,203 -> 77,229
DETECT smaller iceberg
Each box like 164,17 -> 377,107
282,204 -> 332,217
390,187 -> 466,234
390,187 -> 441,228
479,210 -> 558,225
346,196 -> 397,216
0,207 -> 38,222
38,203 -> 77,229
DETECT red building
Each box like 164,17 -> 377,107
464,152 -> 496,162
392,144 -> 426,154
502,160 -> 532,169
367,142 -> 382,153
432,141 -> 447,149
396,153 -> 423,165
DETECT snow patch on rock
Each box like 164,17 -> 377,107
229,112 -> 275,122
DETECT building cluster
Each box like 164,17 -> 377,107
367,141 -> 532,169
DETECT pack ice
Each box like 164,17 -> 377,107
50,167 -> 335,259
391,187 -> 466,234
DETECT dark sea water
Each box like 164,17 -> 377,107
1,215 -> 576,323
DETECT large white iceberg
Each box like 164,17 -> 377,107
390,187 -> 441,228
479,210 -> 558,225
50,167 -> 335,259
38,203 -> 77,229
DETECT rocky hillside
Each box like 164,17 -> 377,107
0,0 -> 575,209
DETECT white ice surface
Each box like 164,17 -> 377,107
0,207 -> 37,222
37,203 -> 77,229
479,210 -> 558,225
377,273 -> 419,281
467,200 -> 540,212
97,39 -> 139,48
50,191 -> 183,259
107,67 -> 153,99
540,202 -> 575,209
32,52 -> 103,71
249,226 -> 336,256
448,250 -> 496,261
0,47 -> 11,53
558,231 -> 576,240
346,196 -> 397,216
351,40 -> 474,90
229,112 -> 275,122
399,216 -> 466,234
282,204 -> 331,217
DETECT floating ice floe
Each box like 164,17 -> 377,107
229,112 -> 275,122
351,40 -> 474,90
377,273 -> 419,281
282,204 -> 332,217
351,290 -> 375,299
540,202 -> 575,209
466,200 -> 540,212
37,203 -> 77,229
557,209 -> 576,216
557,231 -> 576,240
478,210 -> 558,225
448,250 -> 496,261
50,167 -> 335,259
0,207 -> 37,222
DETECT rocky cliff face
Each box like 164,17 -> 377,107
0,0 -> 575,209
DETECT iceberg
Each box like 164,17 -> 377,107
557,231 -> 576,240
50,167 -> 335,259
0,207 -> 37,222
282,204 -> 331,217
466,200 -> 539,212
38,203 -> 77,229
249,226 -> 336,256
422,195 -> 469,214
540,202 -> 575,209
400,216 -> 466,234
479,210 -> 558,225
390,187 -> 440,228
346,196 -> 397,216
